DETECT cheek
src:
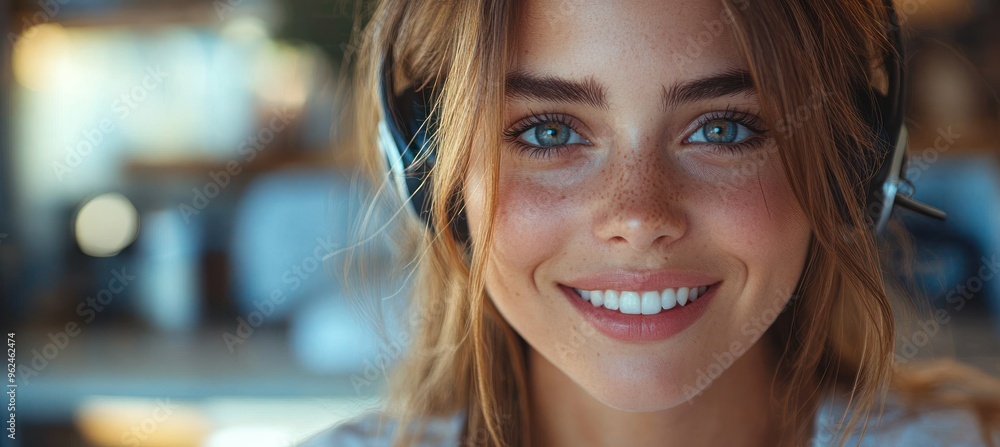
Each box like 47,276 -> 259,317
488,173 -> 579,273
695,155 -> 812,319
465,167 -> 586,340
693,147 -> 810,256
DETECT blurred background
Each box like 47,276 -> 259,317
1,0 -> 999,445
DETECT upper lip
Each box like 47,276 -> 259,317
563,269 -> 722,292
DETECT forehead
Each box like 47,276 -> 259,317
514,0 -> 745,81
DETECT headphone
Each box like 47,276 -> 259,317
377,0 -> 946,244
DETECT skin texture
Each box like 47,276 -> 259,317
463,0 -> 814,445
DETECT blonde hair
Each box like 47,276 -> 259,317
339,0 -> 1000,446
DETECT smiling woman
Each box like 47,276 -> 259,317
300,0 -> 1000,446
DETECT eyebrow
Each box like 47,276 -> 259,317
506,71 -> 609,110
661,69 -> 756,110
504,68 -> 756,111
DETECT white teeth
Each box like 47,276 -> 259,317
641,291 -> 661,315
661,288 -> 677,310
590,290 -> 604,307
573,284 -> 712,315
603,290 -> 620,310
619,291 -> 641,314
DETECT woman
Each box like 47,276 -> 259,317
305,0 -> 1000,445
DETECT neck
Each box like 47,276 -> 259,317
527,336 -> 802,447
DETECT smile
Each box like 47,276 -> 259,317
573,286 -> 710,315
560,282 -> 720,342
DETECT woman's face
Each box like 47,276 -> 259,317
464,0 -> 812,411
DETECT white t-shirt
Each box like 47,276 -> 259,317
299,392 -> 995,446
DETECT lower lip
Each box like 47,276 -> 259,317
560,283 -> 719,343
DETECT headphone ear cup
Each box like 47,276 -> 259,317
394,87 -> 436,222
863,89 -> 900,229
832,85 -> 893,232
381,84 -> 471,244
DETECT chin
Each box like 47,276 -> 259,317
586,378 -> 700,412
573,358 -> 719,412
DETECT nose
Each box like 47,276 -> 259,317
593,148 -> 688,252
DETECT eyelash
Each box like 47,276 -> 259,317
692,108 -> 769,156
502,112 -> 583,159
502,108 -> 769,159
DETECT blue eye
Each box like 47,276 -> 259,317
683,110 -> 769,156
504,114 -> 592,159
687,118 -> 755,144
518,122 -> 588,147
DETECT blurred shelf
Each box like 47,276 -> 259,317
123,150 -> 346,180
14,327 -> 383,423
